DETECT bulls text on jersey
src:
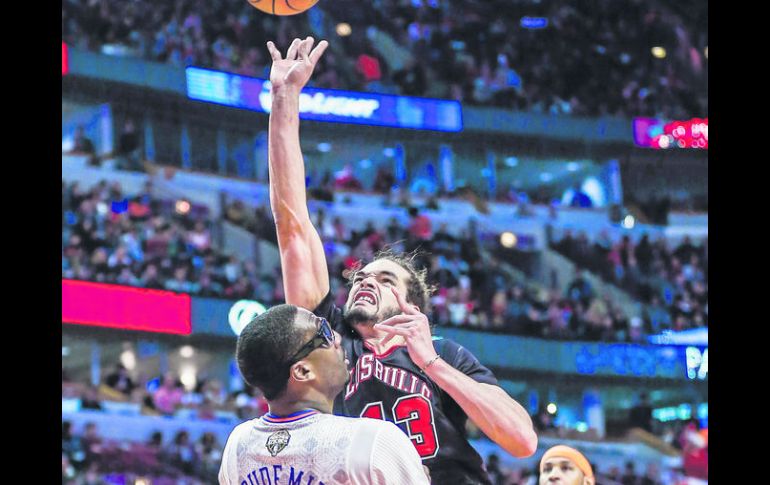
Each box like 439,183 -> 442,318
344,353 -> 432,401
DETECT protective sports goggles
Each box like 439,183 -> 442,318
286,316 -> 334,365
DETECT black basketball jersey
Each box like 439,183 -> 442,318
313,292 -> 497,485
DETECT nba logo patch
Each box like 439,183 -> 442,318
266,430 -> 291,456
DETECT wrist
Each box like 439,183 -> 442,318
270,84 -> 302,99
420,355 -> 442,372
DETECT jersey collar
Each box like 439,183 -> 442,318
262,409 -> 321,424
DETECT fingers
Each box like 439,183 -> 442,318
309,39 -> 329,65
374,325 -> 410,338
378,332 -> 398,347
266,41 -> 282,62
376,314 -> 414,327
391,287 -> 419,315
286,38 -> 301,60
299,36 -> 313,62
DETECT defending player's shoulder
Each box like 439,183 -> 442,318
219,419 -> 256,485
351,417 -> 430,484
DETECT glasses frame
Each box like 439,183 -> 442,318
286,317 -> 334,365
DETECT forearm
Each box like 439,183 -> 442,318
424,360 -> 537,457
267,85 -> 330,308
268,86 -> 311,230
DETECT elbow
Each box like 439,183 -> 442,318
508,428 -> 538,458
520,430 -> 539,457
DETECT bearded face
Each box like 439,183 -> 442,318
342,259 -> 412,327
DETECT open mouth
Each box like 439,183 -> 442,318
353,290 -> 377,306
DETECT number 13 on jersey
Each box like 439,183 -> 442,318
360,394 -> 440,459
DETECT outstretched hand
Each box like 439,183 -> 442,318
266,37 -> 329,93
374,287 -> 438,370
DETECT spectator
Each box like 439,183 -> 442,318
62,421 -> 86,471
407,206 -> 433,241
372,165 -> 396,194
80,386 -> 103,411
333,163 -> 363,190
679,419 -> 708,481
567,270 -> 594,307
622,461 -> 640,485
486,453 -> 507,485
104,363 -> 136,397
167,430 -> 196,476
71,125 -> 97,165
194,432 -> 222,482
152,372 -> 184,416
81,422 -> 103,469
115,118 -> 143,171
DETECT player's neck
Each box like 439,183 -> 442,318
358,327 -> 406,354
267,398 -> 332,417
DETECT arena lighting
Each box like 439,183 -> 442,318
575,422 -> 588,432
179,345 -> 195,358
120,350 -> 136,370
62,280 -> 192,335
336,23 -> 352,36
504,156 -> 518,167
546,403 -> 558,414
180,364 -> 197,390
175,199 -> 191,215
651,46 -> 667,58
622,215 -> 635,229
500,232 -> 518,248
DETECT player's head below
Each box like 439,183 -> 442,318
539,446 -> 594,485
236,304 -> 348,404
343,248 -> 435,327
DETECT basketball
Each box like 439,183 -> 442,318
246,0 -> 319,15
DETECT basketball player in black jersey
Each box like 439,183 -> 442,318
265,36 -> 538,485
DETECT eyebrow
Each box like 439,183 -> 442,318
355,270 -> 399,280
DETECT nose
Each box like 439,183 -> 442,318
360,273 -> 378,288
546,472 -> 562,482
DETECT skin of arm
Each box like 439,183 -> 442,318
266,37 -> 331,310
423,359 -> 537,457
376,287 -> 538,457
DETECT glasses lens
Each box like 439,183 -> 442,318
319,318 -> 334,345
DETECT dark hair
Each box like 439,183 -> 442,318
345,247 -> 436,312
236,304 -> 306,400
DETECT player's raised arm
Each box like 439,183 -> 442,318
266,37 -> 330,310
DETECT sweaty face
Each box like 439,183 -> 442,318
539,459 -> 587,485
343,259 -> 413,327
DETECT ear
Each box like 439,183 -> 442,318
289,361 -> 315,384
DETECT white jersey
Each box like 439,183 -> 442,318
219,409 -> 430,485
